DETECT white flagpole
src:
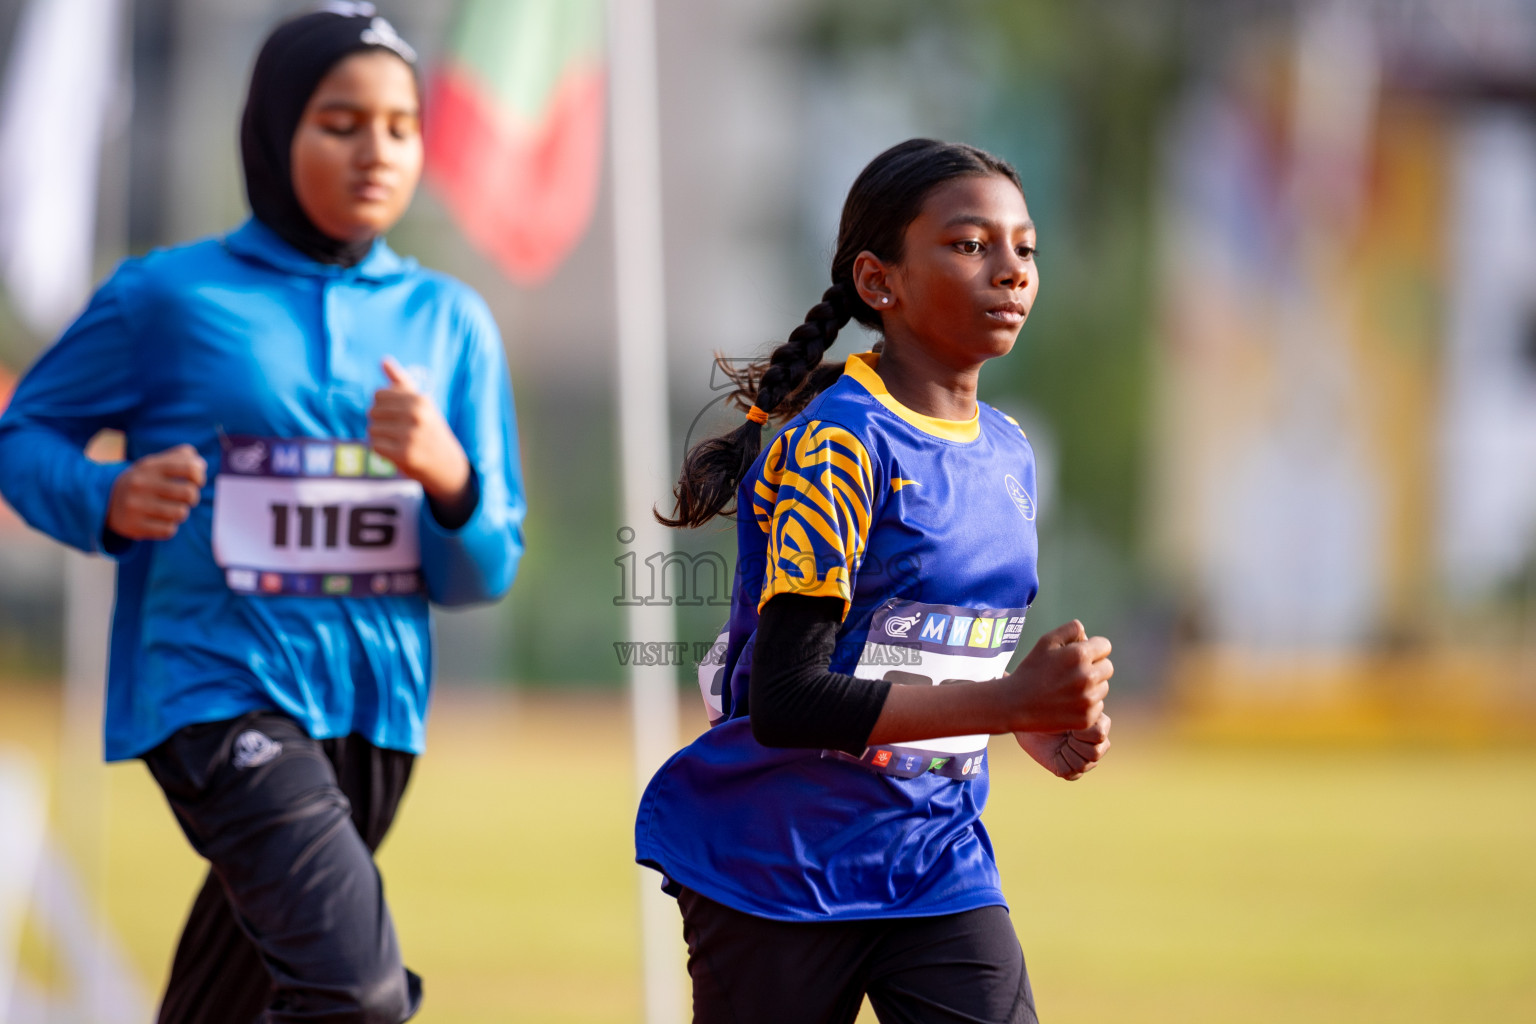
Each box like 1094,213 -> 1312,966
0,753 -> 46,1019
0,0 -> 126,334
606,0 -> 684,1022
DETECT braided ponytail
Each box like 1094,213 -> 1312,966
750,283 -> 856,418
657,138 -> 1023,529
656,283 -> 857,528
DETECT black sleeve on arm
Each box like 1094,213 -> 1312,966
749,594 -> 892,755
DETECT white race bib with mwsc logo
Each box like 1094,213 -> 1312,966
824,598 -> 1029,781
211,435 -> 424,598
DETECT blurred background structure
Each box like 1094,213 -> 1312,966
1,0 -> 1534,1021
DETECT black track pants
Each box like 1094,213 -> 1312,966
143,710 -> 420,1024
678,887 -> 1039,1024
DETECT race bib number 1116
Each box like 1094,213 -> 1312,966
212,435 -> 424,598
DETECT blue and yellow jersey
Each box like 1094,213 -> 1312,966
636,351 -> 1040,922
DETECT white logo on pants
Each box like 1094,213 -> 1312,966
231,731 -> 283,770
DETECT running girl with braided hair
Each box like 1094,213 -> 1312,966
636,138 -> 1114,1024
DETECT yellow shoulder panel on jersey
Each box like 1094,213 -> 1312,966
755,420 -> 876,617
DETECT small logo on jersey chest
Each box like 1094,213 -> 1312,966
227,441 -> 267,474
1004,474 -> 1035,521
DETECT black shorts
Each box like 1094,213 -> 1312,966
143,710 -> 420,1024
677,887 -> 1039,1024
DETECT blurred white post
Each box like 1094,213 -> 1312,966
607,1 -> 684,1023
0,0 -> 131,1015
0,0 -> 127,332
60,550 -> 115,879
0,753 -> 46,1019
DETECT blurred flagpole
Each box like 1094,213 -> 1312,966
0,0 -> 125,333
607,0 -> 683,1021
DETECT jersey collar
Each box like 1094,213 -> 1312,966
224,217 -> 414,282
842,352 -> 981,443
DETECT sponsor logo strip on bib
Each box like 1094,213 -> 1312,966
213,435 -> 424,597
221,566 -> 424,598
842,743 -> 989,780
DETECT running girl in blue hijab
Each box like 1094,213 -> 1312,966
0,5 -> 524,1021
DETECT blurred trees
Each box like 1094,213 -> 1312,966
790,0 -> 1194,687
800,0 -> 1183,554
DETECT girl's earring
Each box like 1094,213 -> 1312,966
879,296 -> 890,305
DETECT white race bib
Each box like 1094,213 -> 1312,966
698,626 -> 730,725
212,436 -> 424,598
825,599 -> 1029,781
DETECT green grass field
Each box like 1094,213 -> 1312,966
3,686 -> 1534,1023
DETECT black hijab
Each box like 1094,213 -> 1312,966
240,3 -> 419,266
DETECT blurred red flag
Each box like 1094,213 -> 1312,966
424,0 -> 605,286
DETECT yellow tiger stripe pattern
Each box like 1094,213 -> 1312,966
753,421 -> 876,616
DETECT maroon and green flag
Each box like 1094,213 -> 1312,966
424,0 -> 605,285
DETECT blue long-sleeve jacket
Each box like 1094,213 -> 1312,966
0,218 -> 525,760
